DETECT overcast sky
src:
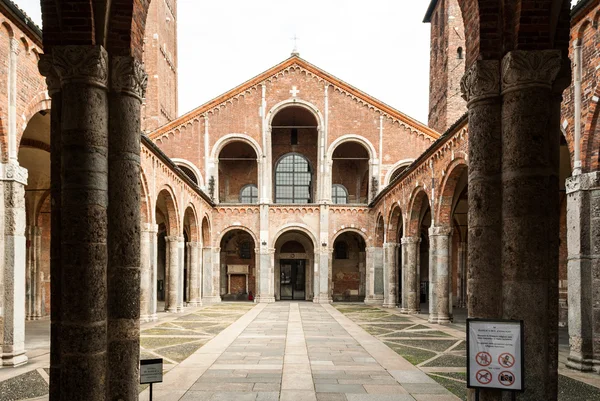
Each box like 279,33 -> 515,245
13,0 -> 581,125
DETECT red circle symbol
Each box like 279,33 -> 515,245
476,369 -> 492,385
498,353 -> 515,368
476,352 -> 492,367
498,371 -> 515,386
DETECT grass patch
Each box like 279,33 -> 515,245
141,336 -> 201,349
384,341 -> 437,365
385,330 -> 452,338
430,372 -> 467,382
392,339 -> 459,352
429,374 -> 467,401
422,354 -> 466,367
158,340 -> 207,362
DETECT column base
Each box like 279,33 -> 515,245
428,315 -> 438,324
566,354 -> 594,372
400,308 -> 419,314
382,302 -> 398,309
177,306 -> 185,313
150,314 -> 158,322
437,315 -> 451,324
313,295 -> 332,304
364,296 -> 383,305
1,351 -> 28,367
254,295 -> 276,303
140,314 -> 154,323
166,306 -> 178,313
202,296 -> 222,304
187,301 -> 202,307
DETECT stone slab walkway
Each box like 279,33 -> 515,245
147,302 -> 459,401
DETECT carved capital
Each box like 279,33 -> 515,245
0,163 -> 28,185
401,237 -> 421,245
111,56 -> 148,100
52,45 -> 109,89
460,60 -> 500,105
10,38 -> 20,55
501,50 -> 562,95
38,54 -> 61,95
165,235 -> 184,243
428,226 -> 452,237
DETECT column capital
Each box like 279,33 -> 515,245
186,241 -> 201,249
0,162 -> 28,185
383,242 -> 399,248
38,54 -> 61,96
165,235 -> 184,243
142,223 -> 159,233
401,236 -> 421,245
501,50 -> 562,95
428,226 -> 452,237
52,45 -> 109,89
460,59 -> 500,106
111,56 -> 148,101
9,37 -> 20,55
566,171 -> 600,194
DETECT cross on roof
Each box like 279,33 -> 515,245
291,34 -> 300,57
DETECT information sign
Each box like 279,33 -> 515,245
467,319 -> 524,392
140,358 -> 163,384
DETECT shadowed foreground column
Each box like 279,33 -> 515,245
107,56 -> 147,400
501,50 -> 564,400
54,45 -> 109,400
400,237 -> 420,314
460,59 -> 503,401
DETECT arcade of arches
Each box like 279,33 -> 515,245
0,0 -> 598,400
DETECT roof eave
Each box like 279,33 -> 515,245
423,0 -> 439,23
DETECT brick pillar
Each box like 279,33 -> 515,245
429,227 -> 452,324
383,242 -> 398,308
0,164 -> 28,367
165,236 -> 182,312
38,56 -> 61,400
566,172 -> 600,372
54,45 -> 110,399
140,224 -> 158,322
364,246 -> 384,305
106,55 -> 147,401
187,242 -> 202,306
500,50 -> 564,400
400,237 -> 420,314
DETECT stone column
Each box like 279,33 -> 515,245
140,223 -> 158,322
314,205 -> 332,304
55,45 -> 109,399
566,172 -> 600,372
256,248 -> 276,303
314,249 -> 332,304
364,246 -> 384,305
202,246 -> 218,303
0,163 -> 28,367
429,227 -> 452,324
177,240 -> 185,312
501,50 -> 564,400
38,56 -> 61,400
383,242 -> 398,308
456,242 -> 467,308
187,242 -> 201,306
26,226 -> 42,320
165,236 -> 182,312
400,237 -> 420,314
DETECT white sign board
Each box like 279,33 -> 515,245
467,319 -> 523,391
140,358 -> 163,384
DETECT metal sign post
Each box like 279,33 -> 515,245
140,358 -> 163,401
467,319 -> 524,396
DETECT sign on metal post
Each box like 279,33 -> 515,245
140,358 -> 163,401
467,319 -> 524,392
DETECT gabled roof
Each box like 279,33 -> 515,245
423,0 -> 439,23
149,55 -> 440,140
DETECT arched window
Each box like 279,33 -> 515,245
275,153 -> 312,203
332,184 -> 348,204
457,47 -> 464,60
334,241 -> 349,259
240,184 -> 258,203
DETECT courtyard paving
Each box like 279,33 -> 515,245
1,302 -> 600,401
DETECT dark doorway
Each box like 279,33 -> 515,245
280,260 -> 306,300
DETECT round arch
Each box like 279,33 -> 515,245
182,204 -> 200,242
326,135 -> 377,162
201,215 -> 211,246
155,185 -> 180,236
217,225 -> 259,248
374,213 -> 385,247
272,223 -> 318,251
384,159 -> 415,186
435,158 -> 468,227
407,187 -> 430,237
210,133 -> 263,161
140,167 -> 152,224
331,227 -> 368,246
387,203 -> 404,243
171,158 -> 205,188
267,99 -> 324,129
19,93 -> 51,140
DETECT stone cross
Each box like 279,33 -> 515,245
290,86 -> 300,97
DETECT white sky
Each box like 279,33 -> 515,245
12,0 -> 581,125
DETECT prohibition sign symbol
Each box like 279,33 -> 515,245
476,352 -> 492,366
498,353 -> 515,368
498,371 -> 515,386
476,369 -> 492,385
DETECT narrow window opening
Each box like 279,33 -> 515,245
457,47 -> 464,60
291,128 -> 298,145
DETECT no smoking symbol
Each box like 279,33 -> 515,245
476,369 -> 492,385
498,353 -> 515,368
476,352 -> 492,366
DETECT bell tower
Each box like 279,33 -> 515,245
424,0 -> 467,133
142,0 -> 178,133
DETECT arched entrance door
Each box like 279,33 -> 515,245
274,230 -> 315,301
